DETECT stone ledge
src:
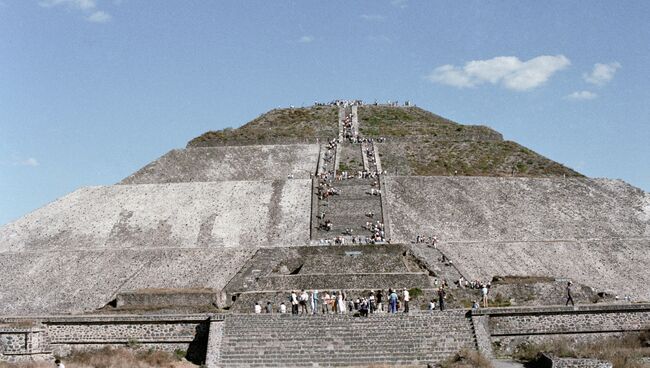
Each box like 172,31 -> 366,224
0,314 -> 218,324
472,303 -> 650,316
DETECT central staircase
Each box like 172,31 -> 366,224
312,104 -> 386,242
216,312 -> 477,367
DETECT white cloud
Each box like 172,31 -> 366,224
86,10 -> 110,23
361,14 -> 385,21
298,35 -> 314,43
583,62 -> 621,85
4,156 -> 40,167
566,90 -> 598,100
426,55 -> 571,91
39,0 -> 112,23
39,0 -> 96,10
391,0 -> 407,8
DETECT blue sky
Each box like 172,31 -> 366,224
1,1 -> 649,225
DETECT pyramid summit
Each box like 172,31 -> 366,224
1,101 -> 648,366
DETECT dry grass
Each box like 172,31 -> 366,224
513,331 -> 650,368
439,348 -> 493,368
0,347 -> 198,368
188,106 -> 338,147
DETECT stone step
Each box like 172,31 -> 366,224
218,313 -> 477,367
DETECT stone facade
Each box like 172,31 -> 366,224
472,303 -> 650,358
0,314 -> 218,365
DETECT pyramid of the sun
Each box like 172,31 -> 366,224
0,104 -> 648,315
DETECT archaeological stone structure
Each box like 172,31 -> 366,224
1,101 -> 648,367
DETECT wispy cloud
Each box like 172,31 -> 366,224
426,55 -> 571,91
39,0 -> 112,23
2,155 -> 40,167
298,35 -> 314,43
566,90 -> 598,100
391,0 -> 407,8
584,62 -> 621,85
361,14 -> 385,21
86,10 -> 110,22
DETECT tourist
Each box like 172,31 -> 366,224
403,288 -> 410,313
438,287 -> 446,311
376,290 -> 384,312
300,289 -> 309,314
481,284 -> 489,308
337,292 -> 345,314
566,281 -> 575,306
266,301 -> 273,314
280,302 -> 287,314
322,292 -> 331,314
368,291 -> 375,313
254,302 -> 262,314
311,289 -> 319,315
54,359 -> 65,368
472,300 -> 480,310
359,298 -> 369,317
428,299 -> 436,313
291,291 -> 299,315
389,289 -> 398,314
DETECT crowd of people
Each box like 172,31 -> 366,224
251,287 -> 453,315
414,235 -> 438,247
249,280 -> 503,315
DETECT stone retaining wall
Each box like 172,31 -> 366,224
252,272 -> 432,291
0,314 -> 220,365
473,303 -> 650,358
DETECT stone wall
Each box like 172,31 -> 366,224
121,144 -> 320,184
0,179 -> 311,252
252,272 -> 432,291
0,314 -> 219,365
224,245 -> 424,294
0,248 -> 254,315
0,325 -> 49,357
472,303 -> 650,358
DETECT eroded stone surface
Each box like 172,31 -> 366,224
0,180 -> 311,252
0,248 -> 254,315
386,176 -> 649,243
121,144 -> 319,184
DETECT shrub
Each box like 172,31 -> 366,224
408,287 -> 423,299
440,348 -> 493,368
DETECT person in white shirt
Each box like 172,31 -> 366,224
403,288 -> 410,313
279,302 -> 287,314
481,285 -> 489,308
291,291 -> 299,315
55,359 -> 65,368
254,302 -> 262,314
300,290 -> 309,314
428,299 -> 436,313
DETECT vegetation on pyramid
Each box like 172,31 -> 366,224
188,106 -> 338,146
188,105 -> 581,177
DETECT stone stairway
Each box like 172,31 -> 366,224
312,104 -> 386,240
216,312 -> 478,367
